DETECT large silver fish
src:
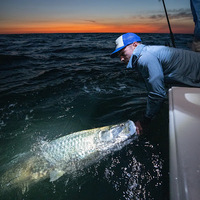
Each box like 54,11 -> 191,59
0,120 -> 136,194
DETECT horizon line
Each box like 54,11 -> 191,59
0,32 -> 194,35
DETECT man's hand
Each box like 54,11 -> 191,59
135,120 -> 143,135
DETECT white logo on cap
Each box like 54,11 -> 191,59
115,35 -> 124,50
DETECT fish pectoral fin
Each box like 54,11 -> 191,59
21,182 -> 29,194
49,169 -> 65,182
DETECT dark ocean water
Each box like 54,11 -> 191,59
0,33 -> 193,200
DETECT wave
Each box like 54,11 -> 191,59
0,54 -> 32,64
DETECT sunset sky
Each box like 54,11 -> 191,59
0,0 -> 194,34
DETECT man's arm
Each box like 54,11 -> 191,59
136,52 -> 167,134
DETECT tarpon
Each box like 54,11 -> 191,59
0,120 -> 136,194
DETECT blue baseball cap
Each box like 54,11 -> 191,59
110,33 -> 141,58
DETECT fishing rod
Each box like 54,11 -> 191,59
161,0 -> 176,47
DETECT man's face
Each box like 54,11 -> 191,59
118,44 -> 135,64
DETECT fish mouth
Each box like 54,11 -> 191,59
127,120 -> 136,136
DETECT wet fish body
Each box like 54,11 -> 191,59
0,120 -> 136,193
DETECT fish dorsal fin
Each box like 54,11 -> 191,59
49,169 -> 65,182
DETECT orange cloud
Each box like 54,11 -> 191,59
0,22 -> 107,34
0,19 -> 194,34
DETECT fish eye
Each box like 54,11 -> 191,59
120,123 -> 124,127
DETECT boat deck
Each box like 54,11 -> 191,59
169,87 -> 200,200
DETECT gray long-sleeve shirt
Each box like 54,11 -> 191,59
127,44 -> 200,119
